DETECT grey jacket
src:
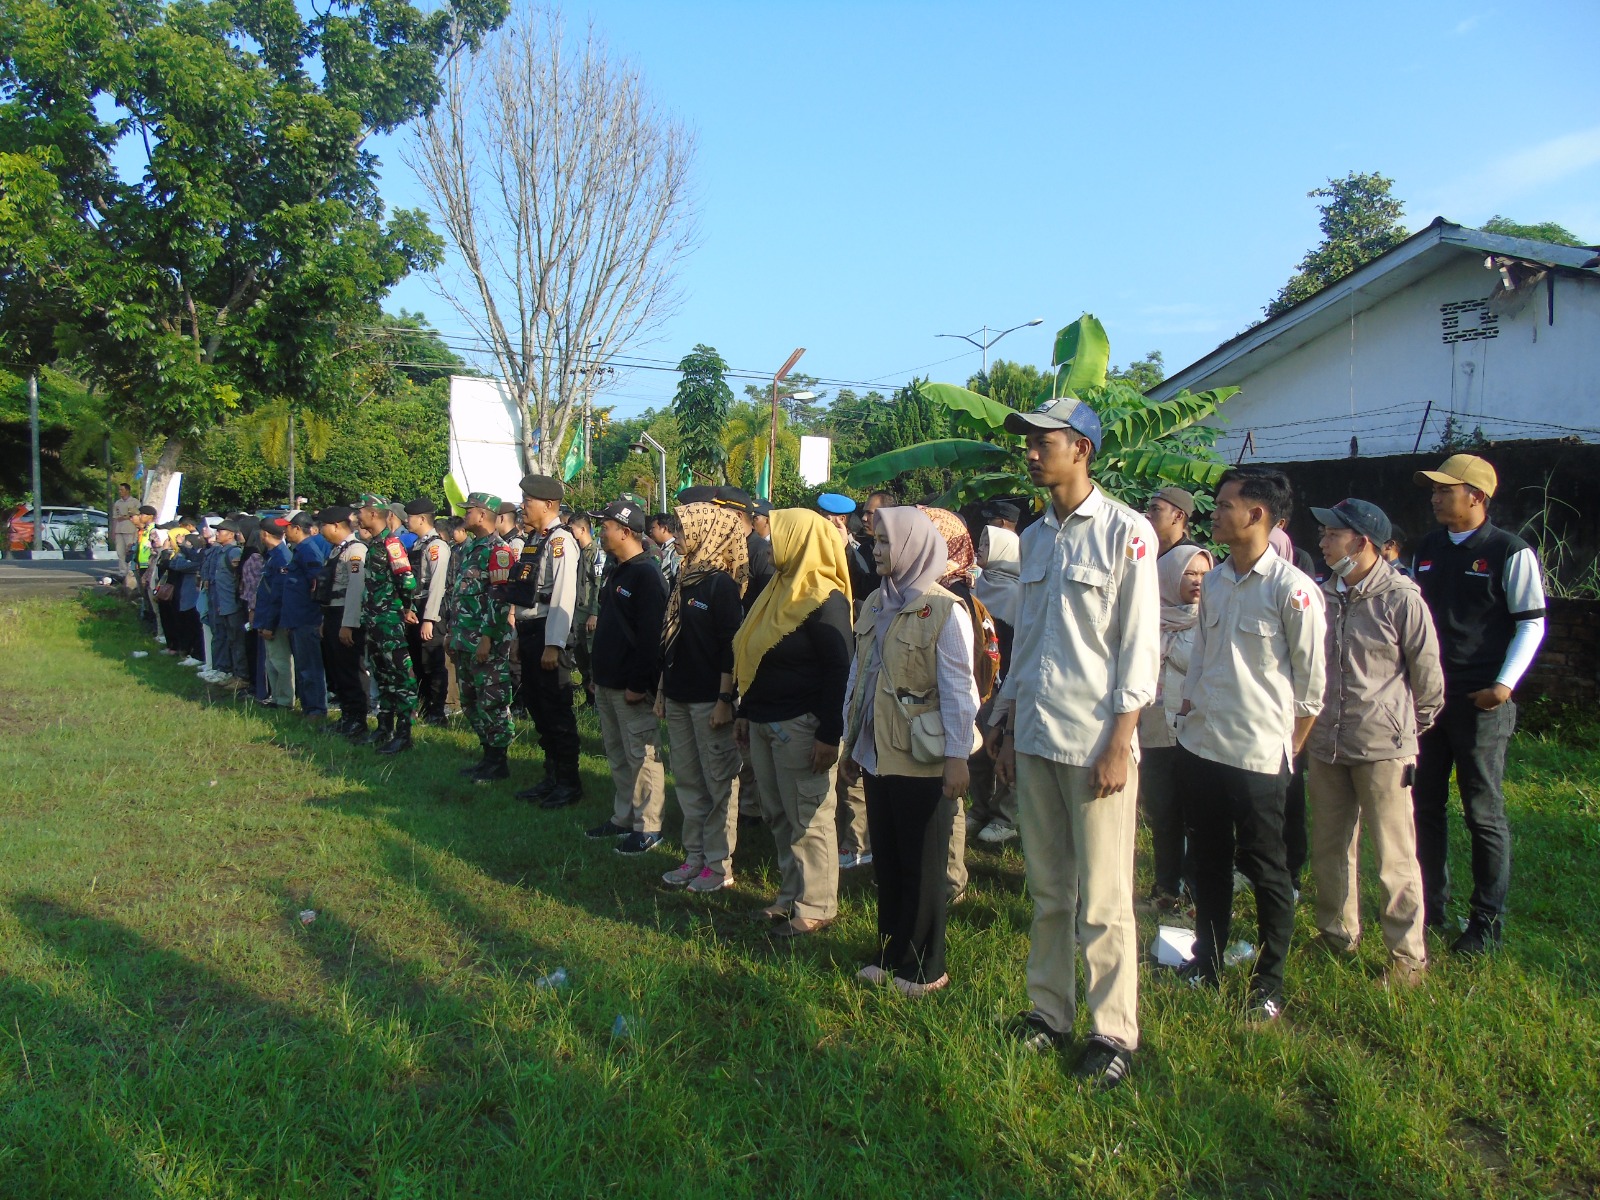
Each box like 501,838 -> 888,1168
1308,557 -> 1444,764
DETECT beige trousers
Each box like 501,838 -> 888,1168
836,774 -> 870,857
1308,757 -> 1427,968
947,796 -> 968,899
264,631 -> 294,707
750,713 -> 839,921
665,699 -> 741,879
1015,753 -> 1140,1050
596,685 -> 665,833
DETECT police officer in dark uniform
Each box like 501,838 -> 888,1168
500,473 -> 583,807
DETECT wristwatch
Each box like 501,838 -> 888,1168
717,691 -> 736,704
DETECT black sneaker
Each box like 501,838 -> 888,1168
1006,1010 -> 1067,1054
1245,992 -> 1284,1023
1451,915 -> 1504,957
585,821 -> 630,840
1177,959 -> 1219,991
1072,1035 -> 1132,1089
615,832 -> 663,856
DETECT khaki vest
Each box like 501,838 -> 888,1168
846,584 -> 959,779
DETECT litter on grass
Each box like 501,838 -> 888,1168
535,968 -> 569,989
1153,926 -> 1197,968
299,910 -> 317,925
1223,940 -> 1257,966
611,1014 -> 632,1039
131,650 -> 149,658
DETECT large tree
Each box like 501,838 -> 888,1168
0,0 -> 506,513
1266,171 -> 1408,318
671,344 -> 734,484
408,5 -> 696,476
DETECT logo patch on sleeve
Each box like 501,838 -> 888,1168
1289,587 -> 1311,611
551,539 -> 565,559
429,543 -> 440,562
1126,536 -> 1147,561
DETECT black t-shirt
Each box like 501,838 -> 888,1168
743,533 -> 773,614
663,571 -> 742,703
1414,521 -> 1545,696
739,590 -> 852,743
591,554 -> 668,694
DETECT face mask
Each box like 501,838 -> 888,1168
1328,555 -> 1359,579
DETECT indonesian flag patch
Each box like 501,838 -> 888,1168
1126,536 -> 1148,561
1289,587 -> 1311,611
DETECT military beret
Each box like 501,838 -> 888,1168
315,505 -> 354,525
518,473 -> 564,501
816,492 -> 857,516
356,493 -> 388,510
403,497 -> 437,516
464,491 -> 501,512
676,485 -> 718,505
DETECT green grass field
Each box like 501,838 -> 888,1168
1,593 -> 1597,1198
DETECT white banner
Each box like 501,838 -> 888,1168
798,435 -> 831,487
449,375 -> 526,504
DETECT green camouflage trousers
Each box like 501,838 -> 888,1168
454,648 -> 513,749
366,620 -> 419,717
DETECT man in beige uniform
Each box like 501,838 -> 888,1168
994,398 -> 1159,1089
112,483 -> 140,582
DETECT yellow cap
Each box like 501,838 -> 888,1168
1414,453 -> 1497,498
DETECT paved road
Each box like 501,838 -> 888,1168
0,558 -> 122,597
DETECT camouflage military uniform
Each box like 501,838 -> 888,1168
360,530 -> 420,718
449,531 -> 515,749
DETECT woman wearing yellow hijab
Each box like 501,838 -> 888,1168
733,509 -> 854,936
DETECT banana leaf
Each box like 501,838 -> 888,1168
1100,387 -> 1239,457
842,438 -> 1013,488
916,381 -> 1014,433
1051,314 -> 1109,398
1114,446 -> 1231,488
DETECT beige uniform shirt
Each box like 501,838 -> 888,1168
111,497 -> 139,537
1178,550 -> 1327,775
995,485 -> 1161,767
530,521 -> 578,648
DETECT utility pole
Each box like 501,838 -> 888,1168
768,347 -> 805,502
287,414 -> 296,509
28,370 -> 42,551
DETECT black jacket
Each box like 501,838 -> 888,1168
739,590 -> 852,743
592,554 -> 668,694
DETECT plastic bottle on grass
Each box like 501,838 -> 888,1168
535,968 -> 568,990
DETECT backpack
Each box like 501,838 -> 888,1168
963,592 -> 1002,704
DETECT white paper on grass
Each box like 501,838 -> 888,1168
1153,925 -> 1197,968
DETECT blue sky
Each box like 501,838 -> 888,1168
373,1 -> 1600,418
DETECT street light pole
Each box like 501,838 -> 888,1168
768,347 -> 806,502
632,432 -> 669,513
935,318 -> 1045,378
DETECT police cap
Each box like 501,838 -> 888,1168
315,505 -> 355,526
519,473 -> 564,501
403,497 -> 437,516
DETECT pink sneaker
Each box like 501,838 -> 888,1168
686,867 -> 731,893
661,862 -> 697,887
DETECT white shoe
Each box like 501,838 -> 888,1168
857,853 -> 873,867
154,635 -> 167,645
179,657 -> 202,667
977,821 -> 1018,845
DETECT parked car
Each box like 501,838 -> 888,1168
9,506 -> 110,553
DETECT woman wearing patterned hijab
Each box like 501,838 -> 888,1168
841,507 -> 979,995
656,503 -> 750,893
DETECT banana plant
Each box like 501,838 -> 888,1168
843,314 -> 1238,508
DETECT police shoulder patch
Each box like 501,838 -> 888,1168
429,543 -> 441,562
551,539 -> 565,559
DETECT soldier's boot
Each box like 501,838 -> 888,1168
356,712 -> 392,747
458,741 -> 488,777
377,714 -> 413,755
473,746 -> 510,783
539,760 -> 584,809
339,711 -> 369,738
422,707 -> 449,728
515,775 -> 558,804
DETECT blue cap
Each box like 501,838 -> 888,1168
816,492 -> 857,515
1003,397 -> 1103,452
1310,498 -> 1392,546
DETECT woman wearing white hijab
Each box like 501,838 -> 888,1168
969,524 -> 1022,843
841,507 -> 979,996
1138,542 -> 1213,910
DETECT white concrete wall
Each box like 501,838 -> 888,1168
1198,257 -> 1600,463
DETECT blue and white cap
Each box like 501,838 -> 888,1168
1003,397 -> 1103,452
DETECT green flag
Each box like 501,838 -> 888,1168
757,452 -> 771,501
561,434 -> 584,483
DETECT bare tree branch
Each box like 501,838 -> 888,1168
404,4 -> 696,472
